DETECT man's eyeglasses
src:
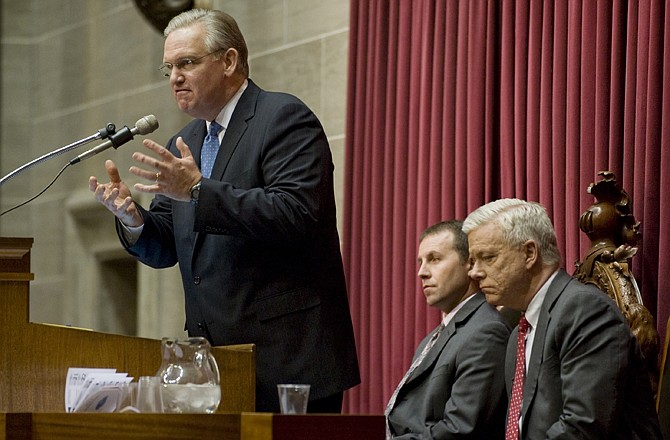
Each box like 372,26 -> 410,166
158,50 -> 223,77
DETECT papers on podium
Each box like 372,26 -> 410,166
65,367 -> 133,413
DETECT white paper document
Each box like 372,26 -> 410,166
65,367 -> 133,413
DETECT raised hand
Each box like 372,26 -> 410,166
129,136 -> 202,202
89,160 -> 143,227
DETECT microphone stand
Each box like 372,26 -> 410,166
0,123 -> 116,187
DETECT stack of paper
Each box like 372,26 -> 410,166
65,367 -> 134,413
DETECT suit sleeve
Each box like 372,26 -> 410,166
545,288 -> 633,439
394,320 -> 509,439
115,195 -> 178,269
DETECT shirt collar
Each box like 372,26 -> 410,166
441,292 -> 477,327
524,269 -> 559,329
207,79 -> 248,132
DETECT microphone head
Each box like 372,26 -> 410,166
135,114 -> 159,135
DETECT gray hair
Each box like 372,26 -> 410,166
164,9 -> 249,76
420,220 -> 469,262
462,199 -> 561,266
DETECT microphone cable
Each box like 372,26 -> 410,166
0,162 -> 71,217
0,115 -> 158,218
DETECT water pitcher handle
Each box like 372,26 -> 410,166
207,351 -> 220,383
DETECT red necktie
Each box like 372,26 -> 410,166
506,315 -> 529,440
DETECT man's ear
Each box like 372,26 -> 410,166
222,48 -> 239,74
523,240 -> 539,269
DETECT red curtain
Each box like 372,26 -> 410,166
343,0 -> 670,414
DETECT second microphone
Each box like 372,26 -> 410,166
70,115 -> 159,165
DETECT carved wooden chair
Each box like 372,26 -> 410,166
574,171 -> 660,395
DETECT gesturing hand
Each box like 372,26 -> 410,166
129,136 -> 202,202
89,160 -> 144,227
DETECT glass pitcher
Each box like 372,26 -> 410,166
155,337 -> 221,414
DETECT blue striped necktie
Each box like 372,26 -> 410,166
201,121 -> 222,178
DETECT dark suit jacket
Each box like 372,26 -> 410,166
507,269 -> 662,439
387,292 -> 510,439
118,79 -> 360,411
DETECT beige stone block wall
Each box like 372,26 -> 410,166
0,0 -> 350,339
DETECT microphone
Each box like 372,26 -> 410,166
69,115 -> 159,165
0,122 -> 118,187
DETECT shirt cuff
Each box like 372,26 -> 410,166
120,222 -> 143,246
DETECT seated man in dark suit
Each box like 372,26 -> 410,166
385,220 -> 510,439
463,198 -> 662,439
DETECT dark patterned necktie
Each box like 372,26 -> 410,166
201,121 -> 222,178
506,315 -> 529,440
385,323 -> 446,439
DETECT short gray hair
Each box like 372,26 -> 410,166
164,9 -> 249,76
462,199 -> 561,265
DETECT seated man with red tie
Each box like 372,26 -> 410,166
385,220 -> 510,439
463,198 -> 662,440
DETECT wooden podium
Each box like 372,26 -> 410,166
0,237 -> 255,414
0,237 -> 385,439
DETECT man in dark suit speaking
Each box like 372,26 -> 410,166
463,198 -> 661,439
385,220 -> 509,439
89,8 -> 359,413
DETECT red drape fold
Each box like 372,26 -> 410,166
343,0 -> 669,414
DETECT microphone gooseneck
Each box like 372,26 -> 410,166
0,121 -> 118,187
69,115 -> 159,165
0,115 -> 160,217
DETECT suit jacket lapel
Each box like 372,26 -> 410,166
190,80 -> 259,259
405,293 -> 485,384
521,269 -> 571,419
181,122 -> 207,263
209,80 -> 259,181
188,121 -> 207,170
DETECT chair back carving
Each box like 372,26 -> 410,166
574,171 -> 660,393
